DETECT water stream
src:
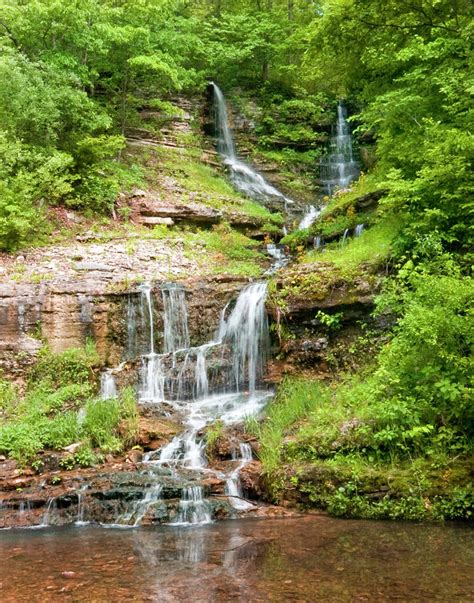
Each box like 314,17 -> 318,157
1,517 -> 472,601
320,102 -> 359,196
126,280 -> 272,524
212,82 -> 293,210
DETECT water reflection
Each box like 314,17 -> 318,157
0,516 -> 473,602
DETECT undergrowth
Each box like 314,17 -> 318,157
0,345 -> 139,467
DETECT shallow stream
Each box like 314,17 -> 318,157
1,516 -> 472,601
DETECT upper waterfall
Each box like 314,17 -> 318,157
320,102 -> 359,196
211,82 -> 292,207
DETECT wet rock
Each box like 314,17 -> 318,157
136,417 -> 181,451
126,449 -> 144,464
239,461 -> 265,500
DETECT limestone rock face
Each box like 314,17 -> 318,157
0,276 -> 248,379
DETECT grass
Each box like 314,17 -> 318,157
182,225 -> 266,277
302,215 -> 402,273
255,370 -> 474,520
149,143 -> 283,226
0,345 -> 139,466
253,377 -> 330,477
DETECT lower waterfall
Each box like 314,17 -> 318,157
118,281 -> 272,526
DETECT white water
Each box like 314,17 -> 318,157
298,204 -> 324,230
100,371 -> 117,399
119,479 -> 163,527
355,223 -> 365,237
265,243 -> 289,274
212,82 -> 293,208
136,281 -> 271,524
173,486 -> 212,526
76,485 -> 88,525
341,228 -> 350,246
225,443 -> 254,511
139,283 -> 155,354
320,102 -> 359,196
162,284 -> 190,353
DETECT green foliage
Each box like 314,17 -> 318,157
303,215 -> 402,272
29,341 -> 99,389
257,377 -> 330,481
315,310 -> 343,331
0,345 -> 138,465
82,398 -> 122,453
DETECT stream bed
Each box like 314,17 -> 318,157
1,516 -> 472,602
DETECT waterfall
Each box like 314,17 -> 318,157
225,443 -> 254,511
136,281 -> 271,524
211,82 -> 292,208
140,281 -> 269,403
119,478 -> 163,526
76,485 -> 88,525
161,284 -> 190,353
139,283 -> 155,355
341,228 -> 350,246
174,486 -> 212,526
265,243 -> 289,274
355,223 -> 365,237
221,282 -> 269,394
314,236 -> 323,250
320,102 -> 359,196
100,371 -> 117,399
298,204 -> 325,230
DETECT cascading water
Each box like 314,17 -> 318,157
225,443 -> 254,511
320,102 -> 359,196
135,280 -> 272,525
298,203 -> 326,230
161,284 -> 190,353
212,82 -> 293,208
355,223 -> 365,237
265,243 -> 289,274
341,228 -> 350,246
100,371 -> 117,399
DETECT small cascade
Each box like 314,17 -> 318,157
265,243 -> 289,274
225,443 -> 254,511
174,486 -> 211,526
355,223 -> 365,237
76,485 -> 88,525
341,228 -> 350,246
194,345 -> 209,399
119,480 -> 163,526
139,283 -> 156,354
212,82 -> 293,208
299,204 -> 324,230
320,102 -> 359,196
41,497 -> 57,527
161,284 -> 190,353
314,236 -> 323,250
100,371 -> 117,399
222,282 -> 269,394
19,500 -> 32,515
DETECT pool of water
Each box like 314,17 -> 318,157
1,516 -> 472,602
